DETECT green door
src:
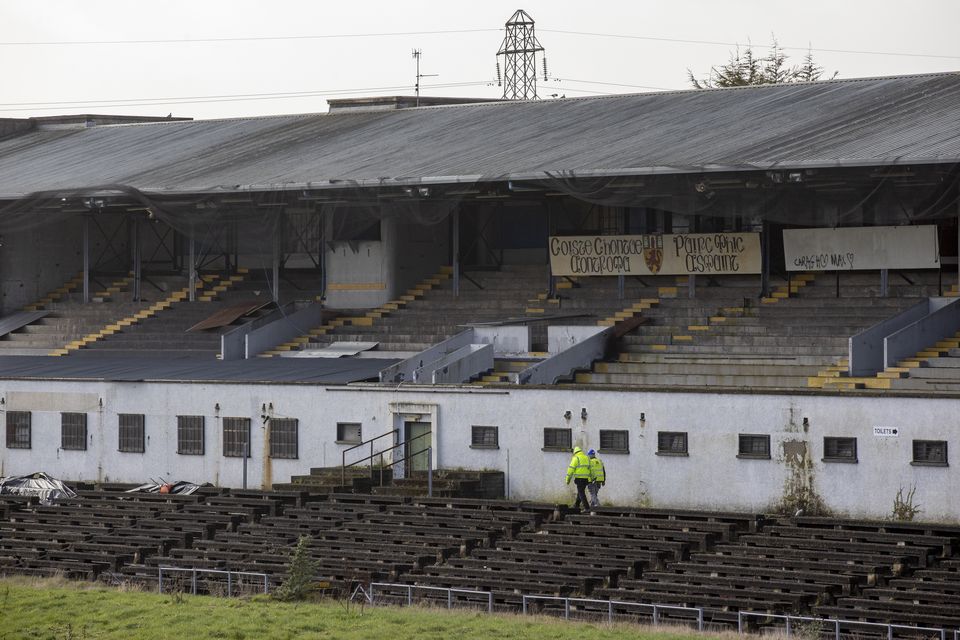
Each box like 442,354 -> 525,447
405,421 -> 431,472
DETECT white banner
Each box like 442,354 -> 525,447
783,225 -> 940,272
549,233 -> 761,277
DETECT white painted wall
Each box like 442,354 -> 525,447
1,379 -> 958,522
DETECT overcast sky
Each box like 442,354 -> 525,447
2,0 -> 958,120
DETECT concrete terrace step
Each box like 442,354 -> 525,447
595,361 -> 824,377
576,371 -> 812,388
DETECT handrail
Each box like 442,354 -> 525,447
341,430 -> 431,488
367,581 -> 493,612
523,595 -> 703,630
738,611 -> 946,640
341,429 -> 399,487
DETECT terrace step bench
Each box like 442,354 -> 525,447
504,537 -> 669,570
641,571 -> 839,602
411,497 -> 557,522
332,522 -> 494,546
527,530 -> 690,560
315,529 -> 482,555
382,504 -> 540,532
44,549 -> 131,572
20,558 -> 103,580
181,502 -> 271,523
857,587 -> 960,606
470,546 -> 643,579
226,489 -> 310,509
358,513 -> 520,540
668,560 -> 861,594
558,517 -> 717,550
327,493 -> 411,507
697,547 -> 892,581
566,513 -> 739,542
74,490 -> 203,505
789,516 -> 960,539
135,517 -> 229,540
763,525 -> 954,557
890,573 -> 960,591
8,510 -> 131,529
0,523 -> 96,542
109,526 -> 195,548
445,555 -> 618,589
733,537 -> 925,569
592,507 -> 764,532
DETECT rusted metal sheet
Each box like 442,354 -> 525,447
187,301 -> 270,332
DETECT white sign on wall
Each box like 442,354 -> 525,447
549,233 -> 761,277
873,426 -> 900,437
783,225 -> 939,272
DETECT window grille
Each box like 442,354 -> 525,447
270,418 -> 298,459
599,429 -> 629,453
543,428 -> 572,451
61,412 -> 87,451
912,439 -> 947,465
471,425 -> 499,449
118,414 -> 145,453
823,436 -> 857,462
223,417 -> 251,458
657,431 -> 688,455
737,434 -> 770,459
5,411 -> 31,449
177,415 -> 205,455
336,422 -> 362,444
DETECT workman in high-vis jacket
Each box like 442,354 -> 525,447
587,449 -> 606,508
565,445 -> 592,511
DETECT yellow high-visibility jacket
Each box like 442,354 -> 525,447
566,447 -> 591,483
589,456 -> 606,483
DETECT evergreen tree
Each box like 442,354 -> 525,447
688,37 -> 837,88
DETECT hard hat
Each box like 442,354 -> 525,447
573,446 -> 582,453
587,449 -> 596,456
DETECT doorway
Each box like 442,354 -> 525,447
403,421 -> 432,472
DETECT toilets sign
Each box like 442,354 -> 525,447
873,426 -> 900,437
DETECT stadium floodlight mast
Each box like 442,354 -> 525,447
496,9 -> 547,100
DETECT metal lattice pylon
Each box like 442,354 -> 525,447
496,9 -> 544,100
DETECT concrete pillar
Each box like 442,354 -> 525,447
82,216 -> 90,303
453,209 -> 460,298
188,227 -> 196,302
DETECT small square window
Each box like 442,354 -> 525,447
823,436 -> 857,463
177,415 -> 205,455
543,428 -> 572,451
599,429 -> 629,453
270,418 -> 298,459
5,411 -> 31,449
912,440 -> 948,466
738,434 -> 770,459
118,414 -> 145,453
657,431 -> 688,456
336,422 -> 362,444
471,426 -> 499,449
223,417 -> 251,458
61,413 -> 87,451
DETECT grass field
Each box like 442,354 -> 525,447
0,576 -> 717,640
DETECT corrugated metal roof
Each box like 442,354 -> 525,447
0,353 -> 395,383
0,72 -> 959,198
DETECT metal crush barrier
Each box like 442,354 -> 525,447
359,582 -> 493,612
522,594 -> 704,630
157,566 -> 270,597
737,611 -> 947,640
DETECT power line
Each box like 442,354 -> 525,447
540,29 -> 960,61
0,81 -> 494,112
0,29 -> 499,47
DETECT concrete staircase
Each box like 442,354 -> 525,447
576,272 -> 938,390
274,466 -> 504,499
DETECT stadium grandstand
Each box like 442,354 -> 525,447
2,71 -> 960,632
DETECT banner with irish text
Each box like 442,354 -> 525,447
548,233 -> 761,276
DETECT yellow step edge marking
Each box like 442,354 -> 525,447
672,335 -> 694,342
688,325 -> 710,331
650,344 -> 667,351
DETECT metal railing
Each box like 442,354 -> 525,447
738,611 -> 947,640
522,595 -> 704,630
361,581 -> 494,612
342,430 -> 433,495
341,429 -> 399,487
157,566 -> 269,597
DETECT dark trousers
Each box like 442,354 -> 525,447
573,478 -> 590,510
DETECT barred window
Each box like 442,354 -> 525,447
177,415 -> 205,455
912,440 -> 948,466
737,434 -> 770,459
471,425 -> 499,449
5,411 -> 31,449
61,412 -> 87,451
823,437 -> 857,462
336,422 -> 362,444
270,418 -> 298,459
543,428 -> 572,451
223,417 -> 251,458
599,429 -> 629,453
118,414 -> 145,453
657,431 -> 688,456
